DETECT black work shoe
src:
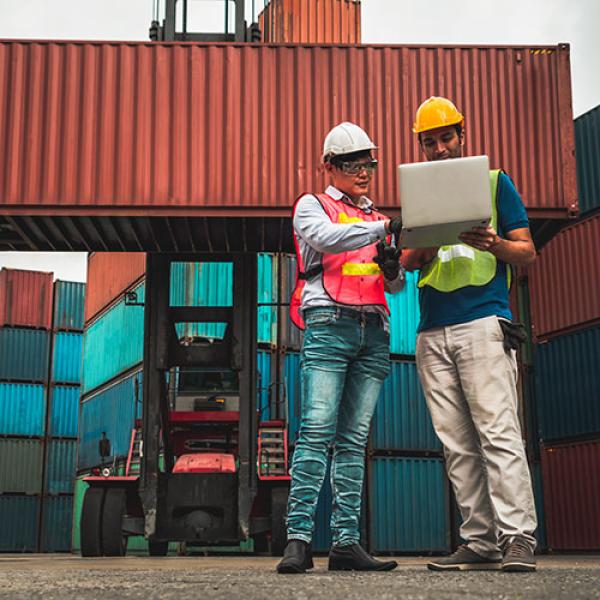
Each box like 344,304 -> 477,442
502,537 -> 536,572
276,540 -> 314,574
328,543 -> 397,571
428,545 -> 502,571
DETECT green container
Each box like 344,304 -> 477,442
0,438 -> 44,494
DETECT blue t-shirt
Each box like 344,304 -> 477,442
418,172 -> 529,332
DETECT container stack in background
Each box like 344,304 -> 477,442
525,103 -> 600,553
0,269 -> 84,552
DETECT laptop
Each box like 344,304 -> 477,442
397,155 -> 492,248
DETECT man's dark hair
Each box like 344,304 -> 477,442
326,149 -> 373,166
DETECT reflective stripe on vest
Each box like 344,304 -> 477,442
418,169 -> 511,292
289,192 -> 389,330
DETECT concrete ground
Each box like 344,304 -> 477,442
0,555 -> 599,599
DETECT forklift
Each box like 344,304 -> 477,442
80,253 -> 291,556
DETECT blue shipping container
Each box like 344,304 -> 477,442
0,327 -> 49,382
41,495 -> 73,552
0,382 -> 46,436
78,371 -> 142,471
534,326 -> 600,441
284,352 -> 301,445
82,283 -> 144,394
53,280 -> 85,331
0,495 -> 40,552
369,456 -> 450,552
574,104 -> 600,215
387,270 -> 420,356
371,360 -> 441,451
52,332 -> 83,384
46,439 -> 77,494
257,350 -> 272,421
532,462 -> 547,550
49,385 -> 80,438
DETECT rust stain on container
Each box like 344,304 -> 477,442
541,439 -> 600,551
0,41 -> 576,217
0,268 -> 53,329
84,253 -> 146,324
528,213 -> 600,340
259,0 -> 361,44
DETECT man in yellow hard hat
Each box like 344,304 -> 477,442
403,97 -> 538,572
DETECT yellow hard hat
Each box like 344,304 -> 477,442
412,96 -> 464,134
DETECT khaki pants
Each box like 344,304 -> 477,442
416,315 -> 537,558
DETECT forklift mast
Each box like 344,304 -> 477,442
150,0 -> 259,43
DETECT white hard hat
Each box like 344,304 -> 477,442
322,122 -> 377,161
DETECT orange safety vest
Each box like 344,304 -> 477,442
290,192 -> 390,330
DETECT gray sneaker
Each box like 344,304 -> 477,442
502,537 -> 536,572
428,544 -> 502,571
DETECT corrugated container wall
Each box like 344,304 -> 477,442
541,440 -> 600,550
48,385 -> 80,438
78,371 -> 142,471
574,104 -> 600,215
53,280 -> 85,331
259,0 -> 361,43
41,495 -> 73,552
0,268 -> 53,329
371,361 -> 440,451
84,253 -> 146,324
528,214 -> 600,340
387,271 -> 420,356
0,438 -> 43,493
52,332 -> 83,384
368,457 -> 450,552
0,495 -> 40,552
533,326 -> 600,442
0,328 -> 49,382
82,283 -> 144,394
45,439 -> 77,494
0,382 -> 46,436
0,42 -> 576,217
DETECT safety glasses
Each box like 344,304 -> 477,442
338,159 -> 378,175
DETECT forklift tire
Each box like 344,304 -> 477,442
101,488 -> 128,556
148,541 -> 169,556
81,487 -> 105,557
270,486 -> 289,557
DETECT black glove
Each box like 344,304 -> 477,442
498,320 -> 527,353
387,216 -> 403,237
373,240 -> 402,280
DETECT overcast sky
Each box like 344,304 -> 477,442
0,0 -> 598,281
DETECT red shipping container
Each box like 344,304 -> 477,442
541,439 -> 600,551
84,253 -> 146,324
0,268 -> 53,329
259,0 -> 361,43
0,41 -> 576,218
528,214 -> 600,341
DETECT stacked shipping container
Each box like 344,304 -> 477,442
0,269 -> 84,552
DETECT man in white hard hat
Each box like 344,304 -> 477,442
277,122 -> 404,574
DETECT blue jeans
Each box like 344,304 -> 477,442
286,307 -> 390,547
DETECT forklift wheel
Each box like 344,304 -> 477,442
270,486 -> 289,556
102,488 -> 128,556
148,541 -> 169,556
81,487 -> 105,557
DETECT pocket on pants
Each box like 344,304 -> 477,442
304,310 -> 338,328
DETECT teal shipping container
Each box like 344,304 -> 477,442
0,438 -> 44,493
368,457 -> 450,553
0,382 -> 46,436
533,326 -> 600,441
257,350 -> 273,421
82,283 -> 144,394
53,281 -> 85,332
387,270 -> 420,356
312,463 -> 333,552
41,495 -> 73,552
52,332 -> 83,384
48,385 -> 80,438
46,439 -> 77,494
78,370 -> 142,471
574,104 -> 600,215
371,360 -> 440,451
0,495 -> 40,552
0,327 -> 49,382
